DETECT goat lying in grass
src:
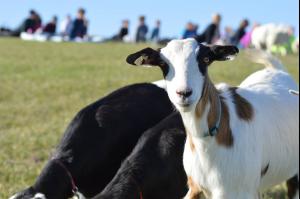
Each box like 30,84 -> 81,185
9,83 -> 174,199
127,38 -> 299,199
93,112 -> 188,199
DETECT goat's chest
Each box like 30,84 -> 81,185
183,136 -> 244,195
183,137 -> 217,193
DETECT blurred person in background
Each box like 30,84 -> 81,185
28,10 -> 42,33
83,19 -> 89,37
0,27 -> 12,36
10,10 -> 42,36
70,8 -> 88,40
231,19 -> 249,45
150,20 -> 161,43
60,15 -> 72,37
240,22 -> 259,48
221,26 -> 234,45
112,20 -> 129,41
135,15 -> 148,42
43,16 -> 57,35
182,22 -> 198,39
195,13 -> 221,44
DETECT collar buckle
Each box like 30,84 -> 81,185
203,95 -> 222,137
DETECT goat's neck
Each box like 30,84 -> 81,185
33,160 -> 75,199
181,75 -> 221,138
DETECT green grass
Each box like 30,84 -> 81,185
0,38 -> 298,198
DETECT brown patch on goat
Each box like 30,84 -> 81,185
195,76 -> 213,118
215,100 -> 234,147
287,175 -> 299,199
187,176 -> 203,199
229,87 -> 254,121
187,132 -> 196,152
261,163 -> 269,178
196,76 -> 234,147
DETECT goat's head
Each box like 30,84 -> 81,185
9,187 -> 46,199
126,38 -> 239,112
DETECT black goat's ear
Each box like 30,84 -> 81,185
210,45 -> 239,61
126,48 -> 161,67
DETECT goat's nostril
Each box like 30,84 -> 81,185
186,90 -> 193,97
176,89 -> 193,98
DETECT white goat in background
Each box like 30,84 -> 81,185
251,23 -> 294,53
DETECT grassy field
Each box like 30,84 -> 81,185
0,38 -> 298,198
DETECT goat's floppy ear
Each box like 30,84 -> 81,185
126,48 -> 161,67
210,45 -> 239,61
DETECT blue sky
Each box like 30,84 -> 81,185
0,0 -> 299,38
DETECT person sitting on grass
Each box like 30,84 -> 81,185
9,10 -> 42,37
43,16 -> 58,36
195,13 -> 221,44
111,20 -> 129,41
69,8 -> 88,40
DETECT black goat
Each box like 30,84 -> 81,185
9,83 -> 174,199
94,112 -> 188,199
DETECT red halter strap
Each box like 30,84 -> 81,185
53,159 -> 79,197
139,191 -> 143,199
129,175 -> 143,199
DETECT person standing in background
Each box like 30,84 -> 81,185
151,20 -> 161,43
195,13 -> 221,44
136,16 -> 148,42
231,19 -> 249,45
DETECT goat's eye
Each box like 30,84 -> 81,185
203,57 -> 210,63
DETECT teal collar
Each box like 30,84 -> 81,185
203,95 -> 222,137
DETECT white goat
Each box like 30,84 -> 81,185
126,38 -> 299,199
251,23 -> 293,53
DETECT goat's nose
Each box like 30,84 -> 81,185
176,89 -> 193,98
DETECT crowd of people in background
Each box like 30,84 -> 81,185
109,16 -> 160,43
0,8 -> 89,41
181,14 -> 248,46
0,9 -> 298,54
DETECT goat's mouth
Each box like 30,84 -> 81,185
172,96 -> 196,111
177,102 -> 191,107
176,103 -> 194,112
175,100 -> 195,112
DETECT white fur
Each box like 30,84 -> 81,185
9,191 -> 86,199
73,192 -> 86,199
289,89 -> 299,96
159,39 -> 299,199
294,190 -> 299,199
33,193 -> 46,199
152,79 -> 167,90
9,194 -> 18,199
